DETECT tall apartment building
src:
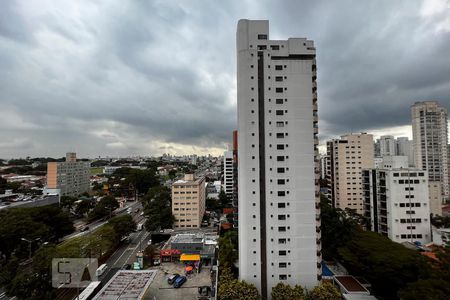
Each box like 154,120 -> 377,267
171,174 -> 206,229
363,166 -> 431,244
326,133 -> 374,214
232,130 -> 239,228
396,137 -> 415,167
411,101 -> 448,215
46,152 -> 90,197
237,19 -> 320,298
379,135 -> 396,156
223,151 -> 234,199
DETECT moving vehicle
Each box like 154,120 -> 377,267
80,226 -> 90,232
173,276 -> 187,288
96,264 -> 108,277
167,274 -> 180,285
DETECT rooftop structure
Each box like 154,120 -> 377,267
92,270 -> 157,300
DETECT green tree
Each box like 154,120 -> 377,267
75,199 -> 94,216
271,282 -> 305,300
60,195 -> 78,210
320,194 -> 357,259
108,214 -> 136,243
218,267 -> 259,300
337,229 -> 432,299
142,186 -> 174,231
398,278 -> 450,300
7,244 -> 57,300
219,189 -> 229,208
168,169 -> 177,180
206,197 -> 220,212
89,195 -> 119,220
218,233 -> 238,270
306,282 -> 341,300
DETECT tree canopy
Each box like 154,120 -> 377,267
271,282 -> 305,300
0,205 -> 73,259
142,186 -> 174,231
218,267 -> 260,300
88,195 -> 119,221
307,282 -> 341,300
108,214 -> 136,243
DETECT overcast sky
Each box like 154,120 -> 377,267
1,0 -> 450,158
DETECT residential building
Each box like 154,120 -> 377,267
411,101 -> 448,215
396,137 -> 414,167
379,135 -> 396,156
171,174 -> 206,229
363,168 -> 431,244
374,156 -> 408,169
223,151 -> 234,200
46,152 -> 90,197
326,133 -> 374,214
237,19 -> 320,297
232,130 -> 239,228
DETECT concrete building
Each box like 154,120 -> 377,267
379,135 -> 396,157
46,152 -> 90,197
363,168 -> 431,244
411,101 -> 449,215
223,151 -> 234,200
374,156 -> 409,169
232,130 -> 239,228
396,137 -> 415,167
172,174 -> 206,229
237,19 -> 320,297
326,133 -> 374,214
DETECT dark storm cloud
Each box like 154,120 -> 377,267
0,0 -> 449,157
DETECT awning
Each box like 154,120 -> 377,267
180,254 -> 200,261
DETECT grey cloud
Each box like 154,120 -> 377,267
1,0 -> 450,158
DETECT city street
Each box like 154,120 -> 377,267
61,201 -> 142,242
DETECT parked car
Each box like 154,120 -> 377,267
173,276 -> 187,288
80,226 -> 89,232
167,274 -> 180,285
122,264 -> 131,270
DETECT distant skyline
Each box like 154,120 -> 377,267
1,0 -> 450,158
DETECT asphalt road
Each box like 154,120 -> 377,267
99,228 -> 151,284
61,201 -> 142,242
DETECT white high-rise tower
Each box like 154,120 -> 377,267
237,19 -> 320,299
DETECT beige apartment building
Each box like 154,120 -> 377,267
46,152 -> 90,197
172,174 -> 206,229
411,101 -> 448,216
326,133 -> 374,214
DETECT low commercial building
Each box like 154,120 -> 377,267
172,174 -> 206,228
161,233 -> 218,265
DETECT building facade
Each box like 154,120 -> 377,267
46,152 -> 90,197
172,174 -> 206,229
237,19 -> 320,298
363,168 -> 431,244
223,151 -> 234,199
379,135 -> 396,157
326,133 -> 374,214
232,130 -> 239,228
411,101 -> 449,208
396,137 -> 415,167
